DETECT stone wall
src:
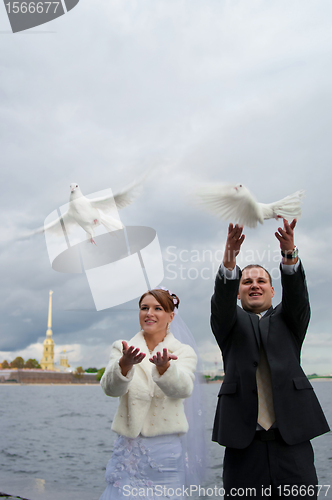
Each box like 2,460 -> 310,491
0,369 -> 99,384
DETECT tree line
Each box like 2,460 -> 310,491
0,357 -> 41,369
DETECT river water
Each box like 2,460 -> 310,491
0,381 -> 331,500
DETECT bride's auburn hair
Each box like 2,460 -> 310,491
139,289 -> 180,313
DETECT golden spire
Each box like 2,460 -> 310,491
46,290 -> 53,337
40,290 -> 55,371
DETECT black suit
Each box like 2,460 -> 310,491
211,262 -> 330,496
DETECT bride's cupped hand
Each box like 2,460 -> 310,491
119,341 -> 146,376
149,348 -> 178,375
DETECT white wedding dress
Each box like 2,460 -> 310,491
99,434 -> 185,500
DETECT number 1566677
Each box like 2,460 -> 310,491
5,2 -> 60,14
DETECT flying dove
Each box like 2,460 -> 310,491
31,177 -> 145,244
195,183 -> 305,228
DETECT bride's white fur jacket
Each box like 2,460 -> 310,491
100,330 -> 197,438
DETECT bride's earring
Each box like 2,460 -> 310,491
167,323 -> 171,334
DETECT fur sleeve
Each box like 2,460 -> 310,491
100,340 -> 135,397
151,344 -> 197,399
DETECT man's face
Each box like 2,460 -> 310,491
238,267 -> 275,313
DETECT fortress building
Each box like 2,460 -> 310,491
60,350 -> 71,372
40,290 -> 55,370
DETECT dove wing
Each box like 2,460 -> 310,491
195,184 -> 262,228
27,212 -> 76,237
90,174 -> 147,212
261,190 -> 305,221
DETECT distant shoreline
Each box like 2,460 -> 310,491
0,382 -> 101,386
1,378 -> 331,386
0,369 -> 99,385
308,378 -> 332,381
205,377 -> 332,384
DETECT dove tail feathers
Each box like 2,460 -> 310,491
99,213 -> 124,233
267,190 -> 305,220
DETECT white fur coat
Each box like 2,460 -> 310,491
100,331 -> 197,438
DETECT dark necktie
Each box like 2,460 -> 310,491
256,313 -> 275,430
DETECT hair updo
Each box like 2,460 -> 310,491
139,289 -> 180,313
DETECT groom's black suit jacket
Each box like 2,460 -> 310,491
211,262 -> 330,449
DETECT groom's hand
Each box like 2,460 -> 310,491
275,219 -> 298,265
223,223 -> 245,270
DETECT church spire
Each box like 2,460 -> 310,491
40,290 -> 55,371
46,290 -> 53,338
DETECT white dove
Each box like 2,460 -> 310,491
32,178 -> 144,244
195,183 -> 305,228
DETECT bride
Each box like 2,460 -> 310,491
99,288 -> 201,499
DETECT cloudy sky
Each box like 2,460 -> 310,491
1,0 -> 332,374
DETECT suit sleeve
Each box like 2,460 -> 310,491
210,265 -> 241,348
151,344 -> 197,399
281,261 -> 310,341
100,340 -> 135,397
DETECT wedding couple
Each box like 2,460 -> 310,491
98,219 -> 329,500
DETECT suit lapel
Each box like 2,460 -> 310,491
249,313 -> 261,349
248,306 -> 273,349
259,306 -> 273,348
263,306 -> 274,318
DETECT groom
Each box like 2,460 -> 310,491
210,219 -> 329,499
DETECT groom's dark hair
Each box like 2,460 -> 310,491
241,265 -> 273,286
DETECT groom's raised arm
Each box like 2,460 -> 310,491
211,224 -> 245,347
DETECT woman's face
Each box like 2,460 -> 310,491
139,294 -> 174,337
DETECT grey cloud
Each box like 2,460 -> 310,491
1,0 -> 332,372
